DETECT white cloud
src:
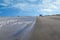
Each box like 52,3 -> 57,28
0,3 -> 9,9
12,3 -> 28,10
0,3 -> 8,6
41,9 -> 53,12
48,5 -> 58,9
3,0 -> 15,6
3,0 -> 11,4
12,3 -> 39,11
40,0 -> 60,13
2,0 -> 59,15
53,0 -> 60,5
53,2 -> 60,4
42,0 -> 51,3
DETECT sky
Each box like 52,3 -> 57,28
0,0 -> 60,16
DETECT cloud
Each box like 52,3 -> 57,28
0,3 -> 8,6
40,0 -> 60,15
48,5 -> 58,9
12,0 -> 59,15
0,3 -> 9,9
12,3 -> 28,11
3,0 -> 11,4
1,0 -> 60,15
12,3 -> 39,11
0,0 -> 12,7
41,9 -> 53,12
53,0 -> 60,4
53,2 -> 60,4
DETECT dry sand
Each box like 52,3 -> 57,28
30,16 -> 60,40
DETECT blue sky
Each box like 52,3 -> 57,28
0,0 -> 60,16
